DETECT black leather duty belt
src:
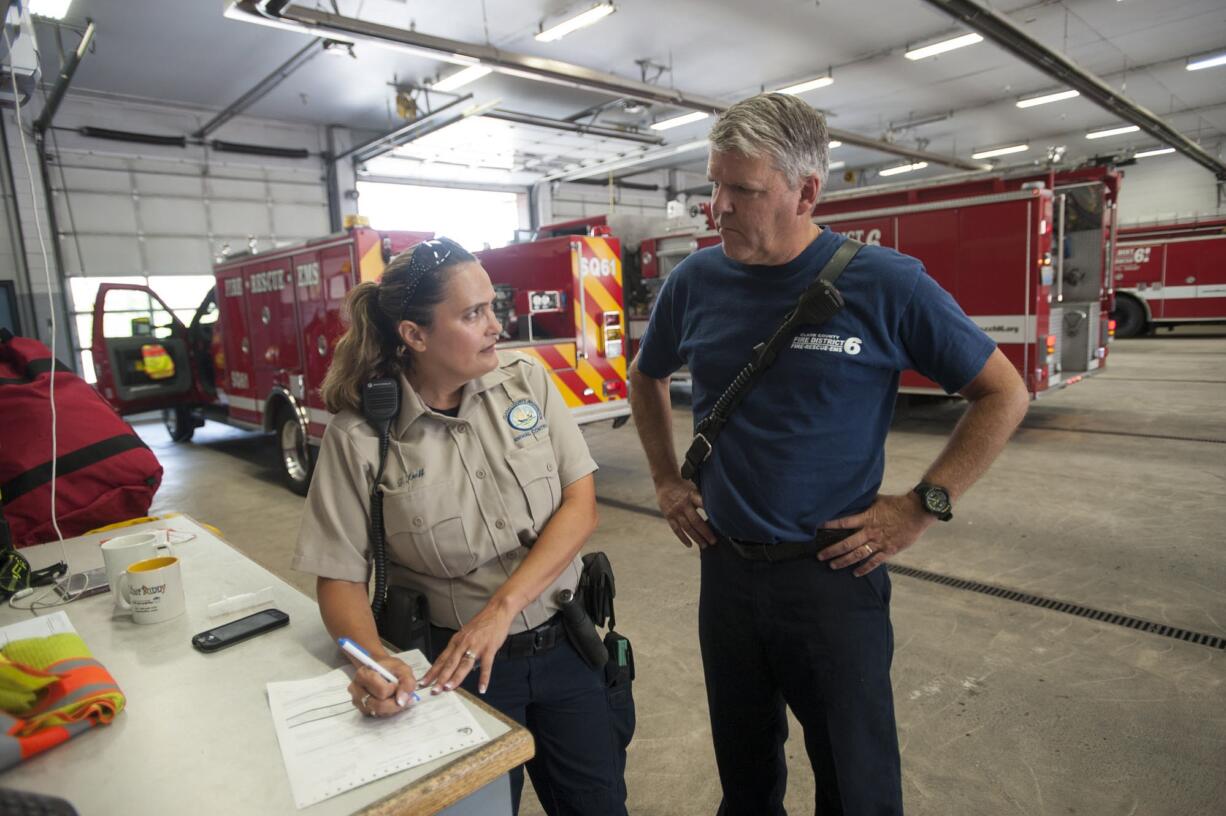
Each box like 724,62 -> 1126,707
721,528 -> 857,562
434,612 -> 565,661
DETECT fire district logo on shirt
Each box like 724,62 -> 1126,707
791,332 -> 863,355
506,399 -> 542,431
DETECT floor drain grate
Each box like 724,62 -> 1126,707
594,497 -> 1225,651
887,564 -> 1226,650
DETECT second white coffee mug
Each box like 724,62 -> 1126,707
116,556 -> 185,624
101,533 -> 173,598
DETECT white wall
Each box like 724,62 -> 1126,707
1116,152 -> 1225,226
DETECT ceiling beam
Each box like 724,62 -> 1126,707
543,139 -> 709,182
337,94 -> 474,164
484,109 -> 663,146
920,0 -> 1226,180
34,20 -> 95,134
192,37 -> 325,139
225,1 -> 985,171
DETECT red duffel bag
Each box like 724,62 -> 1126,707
0,329 -> 162,547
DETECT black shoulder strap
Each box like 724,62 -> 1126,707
0,354 -> 73,386
1,435 -> 151,506
816,236 -> 863,284
680,238 -> 864,482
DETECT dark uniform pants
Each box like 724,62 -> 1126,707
430,628 -> 628,816
699,541 -> 903,815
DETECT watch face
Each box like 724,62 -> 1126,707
924,488 -> 951,514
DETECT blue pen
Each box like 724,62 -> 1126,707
338,637 -> 421,703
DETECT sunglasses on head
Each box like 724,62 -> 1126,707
399,237 -> 462,319
407,238 -> 460,276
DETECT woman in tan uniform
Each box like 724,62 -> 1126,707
293,238 -> 626,816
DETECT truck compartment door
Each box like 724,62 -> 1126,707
244,260 -> 300,399
214,266 -> 257,418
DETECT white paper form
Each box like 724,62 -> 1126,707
267,649 -> 490,809
0,611 -> 76,648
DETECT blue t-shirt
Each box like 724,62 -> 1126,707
636,228 -> 996,543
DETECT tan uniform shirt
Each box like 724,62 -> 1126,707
293,351 -> 597,634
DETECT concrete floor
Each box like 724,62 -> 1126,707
139,326 -> 1226,815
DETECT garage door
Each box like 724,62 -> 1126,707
47,147 -> 329,380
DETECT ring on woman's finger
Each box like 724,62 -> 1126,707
360,692 -> 373,715
463,649 -> 478,662
863,544 -> 874,556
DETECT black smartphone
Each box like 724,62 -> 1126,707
191,608 -> 289,653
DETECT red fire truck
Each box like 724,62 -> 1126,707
90,223 -> 629,493
633,168 -> 1119,398
1110,217 -> 1226,336
534,211 -> 714,371
812,166 -> 1119,397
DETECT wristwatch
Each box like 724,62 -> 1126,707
912,482 -> 953,521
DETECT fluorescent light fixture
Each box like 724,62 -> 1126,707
904,33 -> 983,61
29,0 -> 71,19
829,140 -> 843,149
828,161 -> 846,171
1086,124 -> 1140,140
879,161 -> 929,176
434,65 -> 492,92
650,111 -> 709,131
1016,89 -> 1080,108
1187,52 -> 1226,71
1134,146 -> 1175,158
971,143 -> 1030,159
535,3 -> 616,42
777,76 -> 834,95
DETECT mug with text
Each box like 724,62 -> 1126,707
116,556 -> 185,624
101,532 -> 174,600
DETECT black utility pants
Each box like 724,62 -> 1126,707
699,541 -> 903,815
430,626 -> 628,816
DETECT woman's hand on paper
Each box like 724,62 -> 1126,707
349,657 -> 418,718
422,604 -> 513,696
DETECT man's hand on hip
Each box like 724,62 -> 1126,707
817,493 -> 936,576
656,477 -> 717,549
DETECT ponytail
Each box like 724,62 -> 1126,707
320,282 -> 401,414
319,237 -> 477,415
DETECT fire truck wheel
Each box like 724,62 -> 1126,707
1111,295 -> 1147,339
278,409 -> 314,495
163,407 -> 195,443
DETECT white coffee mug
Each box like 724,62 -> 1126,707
116,556 -> 185,624
101,533 -> 173,599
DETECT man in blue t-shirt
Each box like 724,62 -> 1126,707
629,94 -> 1030,815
